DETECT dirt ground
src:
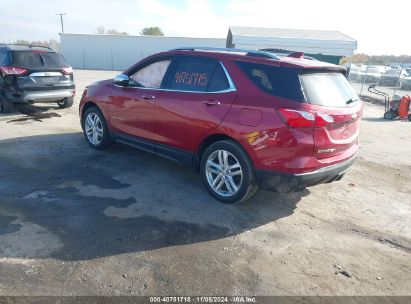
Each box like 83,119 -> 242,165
0,70 -> 410,296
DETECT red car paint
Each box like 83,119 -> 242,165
80,49 -> 363,188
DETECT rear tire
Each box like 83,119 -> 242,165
200,140 -> 258,204
57,97 -> 74,109
384,110 -> 397,120
0,94 -> 13,113
408,114 -> 411,121
82,106 -> 113,150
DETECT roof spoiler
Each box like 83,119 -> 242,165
287,52 -> 304,59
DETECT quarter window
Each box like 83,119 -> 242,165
130,60 -> 171,89
236,61 -> 304,101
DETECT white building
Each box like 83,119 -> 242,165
60,33 -> 225,70
60,26 -> 357,70
227,26 -> 357,64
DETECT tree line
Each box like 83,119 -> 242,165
94,26 -> 164,36
341,54 -> 411,65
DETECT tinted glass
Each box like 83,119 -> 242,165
208,64 -> 230,92
0,50 -> 10,65
300,72 -> 359,107
11,51 -> 68,69
166,57 -> 217,92
236,61 -> 304,101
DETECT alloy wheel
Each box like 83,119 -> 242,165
85,113 -> 104,145
205,150 -> 243,197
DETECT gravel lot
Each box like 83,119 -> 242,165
0,70 -> 410,296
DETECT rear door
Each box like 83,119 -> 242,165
11,51 -> 74,90
299,71 -> 363,159
154,56 -> 237,152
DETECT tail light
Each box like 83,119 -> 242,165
277,109 -> 336,128
315,113 -> 335,126
61,66 -> 73,75
277,109 -> 315,128
0,66 -> 28,76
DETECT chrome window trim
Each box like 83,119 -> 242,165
115,60 -> 237,94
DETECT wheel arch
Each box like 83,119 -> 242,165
81,101 -> 100,125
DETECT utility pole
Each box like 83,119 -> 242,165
56,13 -> 66,33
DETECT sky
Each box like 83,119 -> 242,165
0,0 -> 409,55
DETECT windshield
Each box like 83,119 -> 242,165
11,51 -> 68,69
300,72 -> 359,107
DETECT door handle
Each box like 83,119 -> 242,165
202,100 -> 221,106
142,94 -> 156,100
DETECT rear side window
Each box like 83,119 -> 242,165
236,61 -> 304,101
165,57 -> 230,92
11,51 -> 68,69
208,64 -> 230,92
300,72 -> 359,107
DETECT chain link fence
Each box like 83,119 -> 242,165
347,63 -> 411,103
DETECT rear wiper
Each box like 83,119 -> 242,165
346,98 -> 359,104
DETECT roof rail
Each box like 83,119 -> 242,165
171,47 -> 280,60
0,43 -> 53,50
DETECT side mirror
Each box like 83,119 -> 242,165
113,74 -> 130,86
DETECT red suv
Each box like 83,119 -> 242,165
79,47 -> 363,204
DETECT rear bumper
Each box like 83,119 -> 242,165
256,154 -> 357,192
7,89 -> 75,104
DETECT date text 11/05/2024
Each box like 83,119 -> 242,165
149,296 -> 256,303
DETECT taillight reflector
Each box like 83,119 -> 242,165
61,66 -> 73,75
277,109 -> 315,128
315,113 -> 335,126
0,66 -> 28,76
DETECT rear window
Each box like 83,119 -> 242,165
300,72 -> 359,107
0,50 -> 10,65
236,61 -> 305,101
11,51 -> 68,69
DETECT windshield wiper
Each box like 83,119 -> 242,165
346,98 -> 359,104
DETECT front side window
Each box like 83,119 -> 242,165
165,57 -> 229,92
130,60 -> 171,89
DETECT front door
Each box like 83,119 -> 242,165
109,58 -> 172,141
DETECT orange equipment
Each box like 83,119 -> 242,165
398,95 -> 411,119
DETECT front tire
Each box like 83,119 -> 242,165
200,140 -> 258,204
82,106 -> 113,150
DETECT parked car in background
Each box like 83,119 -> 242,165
378,69 -> 406,86
399,68 -> 411,89
347,64 -> 362,81
79,47 -> 363,204
0,44 -> 75,113
357,66 -> 385,83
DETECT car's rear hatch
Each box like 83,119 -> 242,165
11,50 -> 74,90
299,70 -> 363,159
